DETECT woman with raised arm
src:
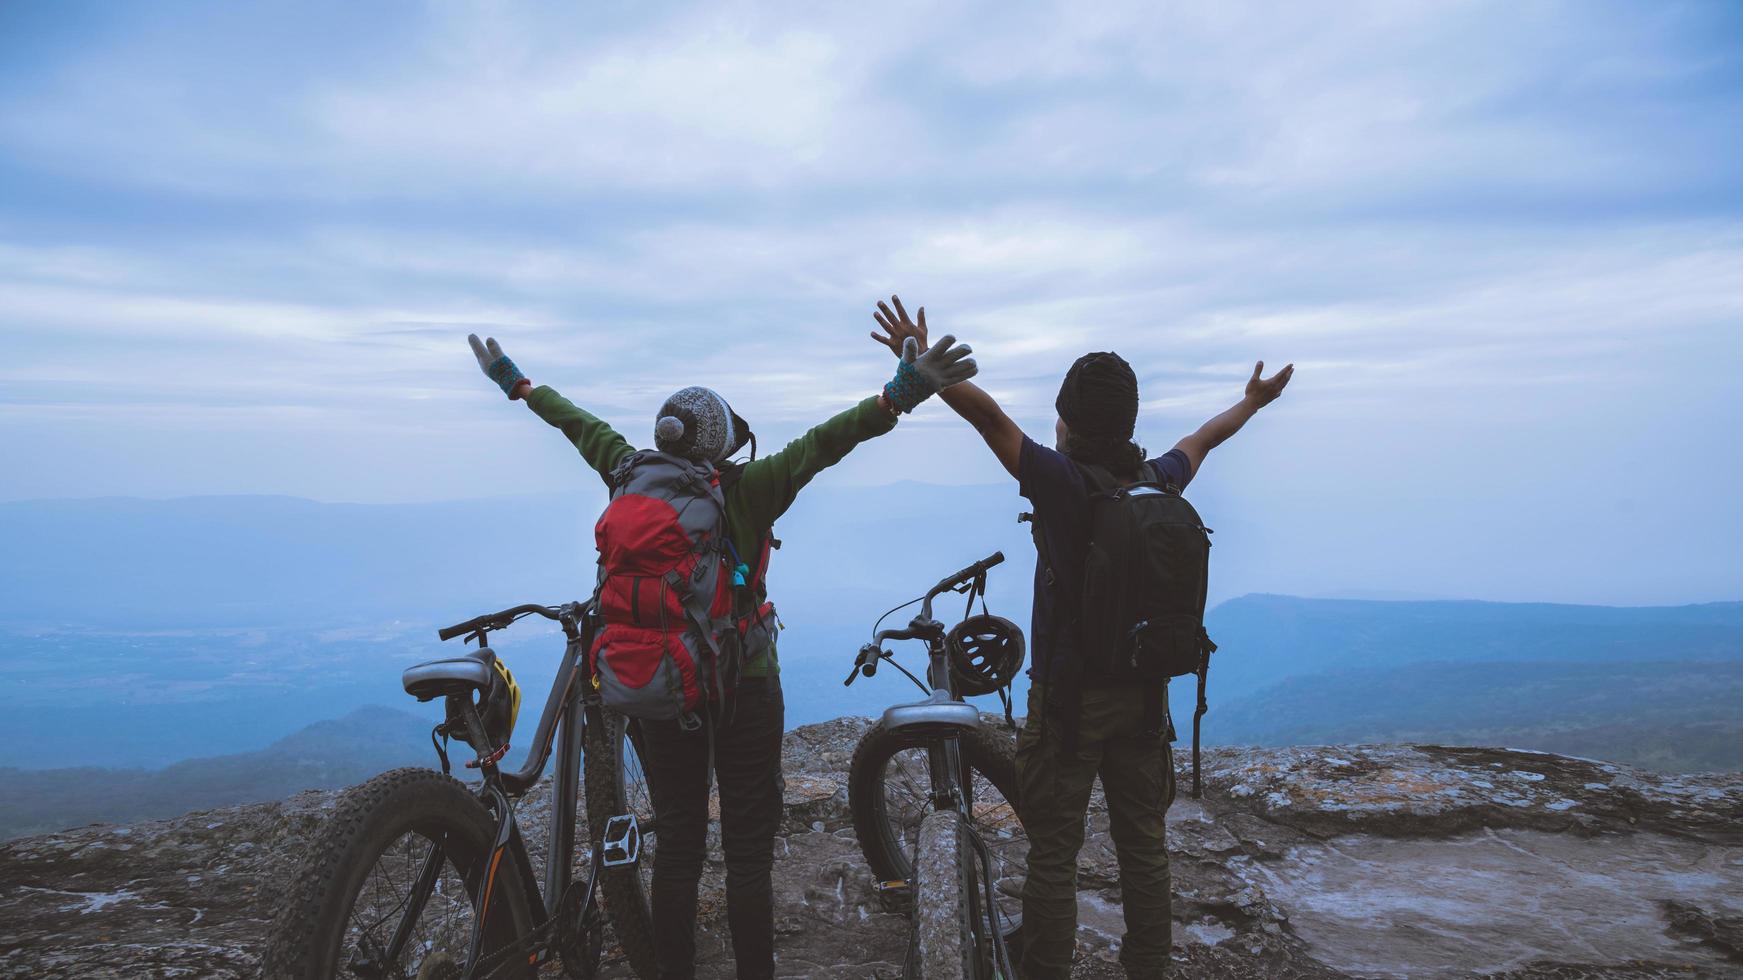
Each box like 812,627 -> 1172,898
466,325 -> 976,980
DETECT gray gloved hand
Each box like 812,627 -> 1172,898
883,334 -> 976,413
469,334 -> 530,399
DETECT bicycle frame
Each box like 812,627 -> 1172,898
369,600 -> 634,980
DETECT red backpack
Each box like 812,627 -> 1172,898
590,450 -> 775,725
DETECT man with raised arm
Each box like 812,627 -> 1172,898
467,326 -> 977,980
869,296 -> 1292,980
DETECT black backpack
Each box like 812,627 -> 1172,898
1032,460 -> 1218,797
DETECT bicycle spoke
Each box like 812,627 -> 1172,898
337,830 -> 477,977
351,847 -> 412,942
619,721 -> 658,906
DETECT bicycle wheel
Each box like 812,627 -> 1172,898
261,767 -> 536,980
582,709 -> 659,979
912,810 -> 980,979
849,720 -> 1025,932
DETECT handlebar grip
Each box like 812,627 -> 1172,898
981,551 -> 1005,570
437,623 -> 471,641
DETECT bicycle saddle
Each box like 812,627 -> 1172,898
402,648 -> 497,702
882,689 -> 980,738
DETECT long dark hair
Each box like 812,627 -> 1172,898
1062,432 -> 1147,481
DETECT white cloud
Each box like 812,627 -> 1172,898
306,18 -> 864,192
0,0 -> 1706,205
1,0 -> 1740,566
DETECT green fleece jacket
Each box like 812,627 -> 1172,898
526,384 -> 899,676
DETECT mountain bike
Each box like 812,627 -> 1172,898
844,552 -> 1026,979
260,600 -> 658,980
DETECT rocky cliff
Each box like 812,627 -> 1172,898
2,717 -> 1740,979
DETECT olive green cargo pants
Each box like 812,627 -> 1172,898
1016,682 -> 1173,980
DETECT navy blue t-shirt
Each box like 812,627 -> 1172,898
1018,437 -> 1194,684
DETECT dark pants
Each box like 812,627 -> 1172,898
1016,681 -> 1174,980
638,675 -> 786,980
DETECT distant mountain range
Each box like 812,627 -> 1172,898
1193,594 -> 1743,772
0,706 -> 437,840
1210,659 -> 1743,772
3,493 -> 1739,805
1203,593 -> 1743,700
9,650 -> 1742,840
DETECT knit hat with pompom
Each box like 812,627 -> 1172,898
654,386 -> 752,463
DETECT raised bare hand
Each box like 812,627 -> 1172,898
871,294 -> 930,357
1245,360 -> 1294,407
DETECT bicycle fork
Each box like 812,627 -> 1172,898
925,737 -> 968,811
378,836 -> 451,969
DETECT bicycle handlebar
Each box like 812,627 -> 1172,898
847,550 -> 1007,687
874,623 -> 938,646
920,550 -> 1004,620
926,551 -> 1004,605
437,603 -> 563,641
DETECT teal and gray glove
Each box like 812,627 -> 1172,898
469,334 -> 530,399
884,335 -> 976,414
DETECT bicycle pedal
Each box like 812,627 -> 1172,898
874,878 -> 913,913
601,813 -> 641,868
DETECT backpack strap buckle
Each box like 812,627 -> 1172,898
665,569 -> 737,727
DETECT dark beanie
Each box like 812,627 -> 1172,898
1055,351 -> 1139,443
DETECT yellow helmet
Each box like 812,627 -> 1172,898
447,653 -> 521,750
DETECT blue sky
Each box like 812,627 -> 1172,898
2,0 -> 1740,605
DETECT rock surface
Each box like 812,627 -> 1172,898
2,719 -> 1740,979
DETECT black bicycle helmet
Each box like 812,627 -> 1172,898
946,614 -> 1026,697
446,653 -> 522,751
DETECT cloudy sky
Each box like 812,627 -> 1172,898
2,0 -> 1740,605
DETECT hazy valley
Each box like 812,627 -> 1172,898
4,492 -> 1740,840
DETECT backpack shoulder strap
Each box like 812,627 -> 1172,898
1081,459 -> 1174,497
606,449 -> 644,490
716,460 -> 746,492
1149,459 -> 1183,494
1076,461 -> 1120,497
